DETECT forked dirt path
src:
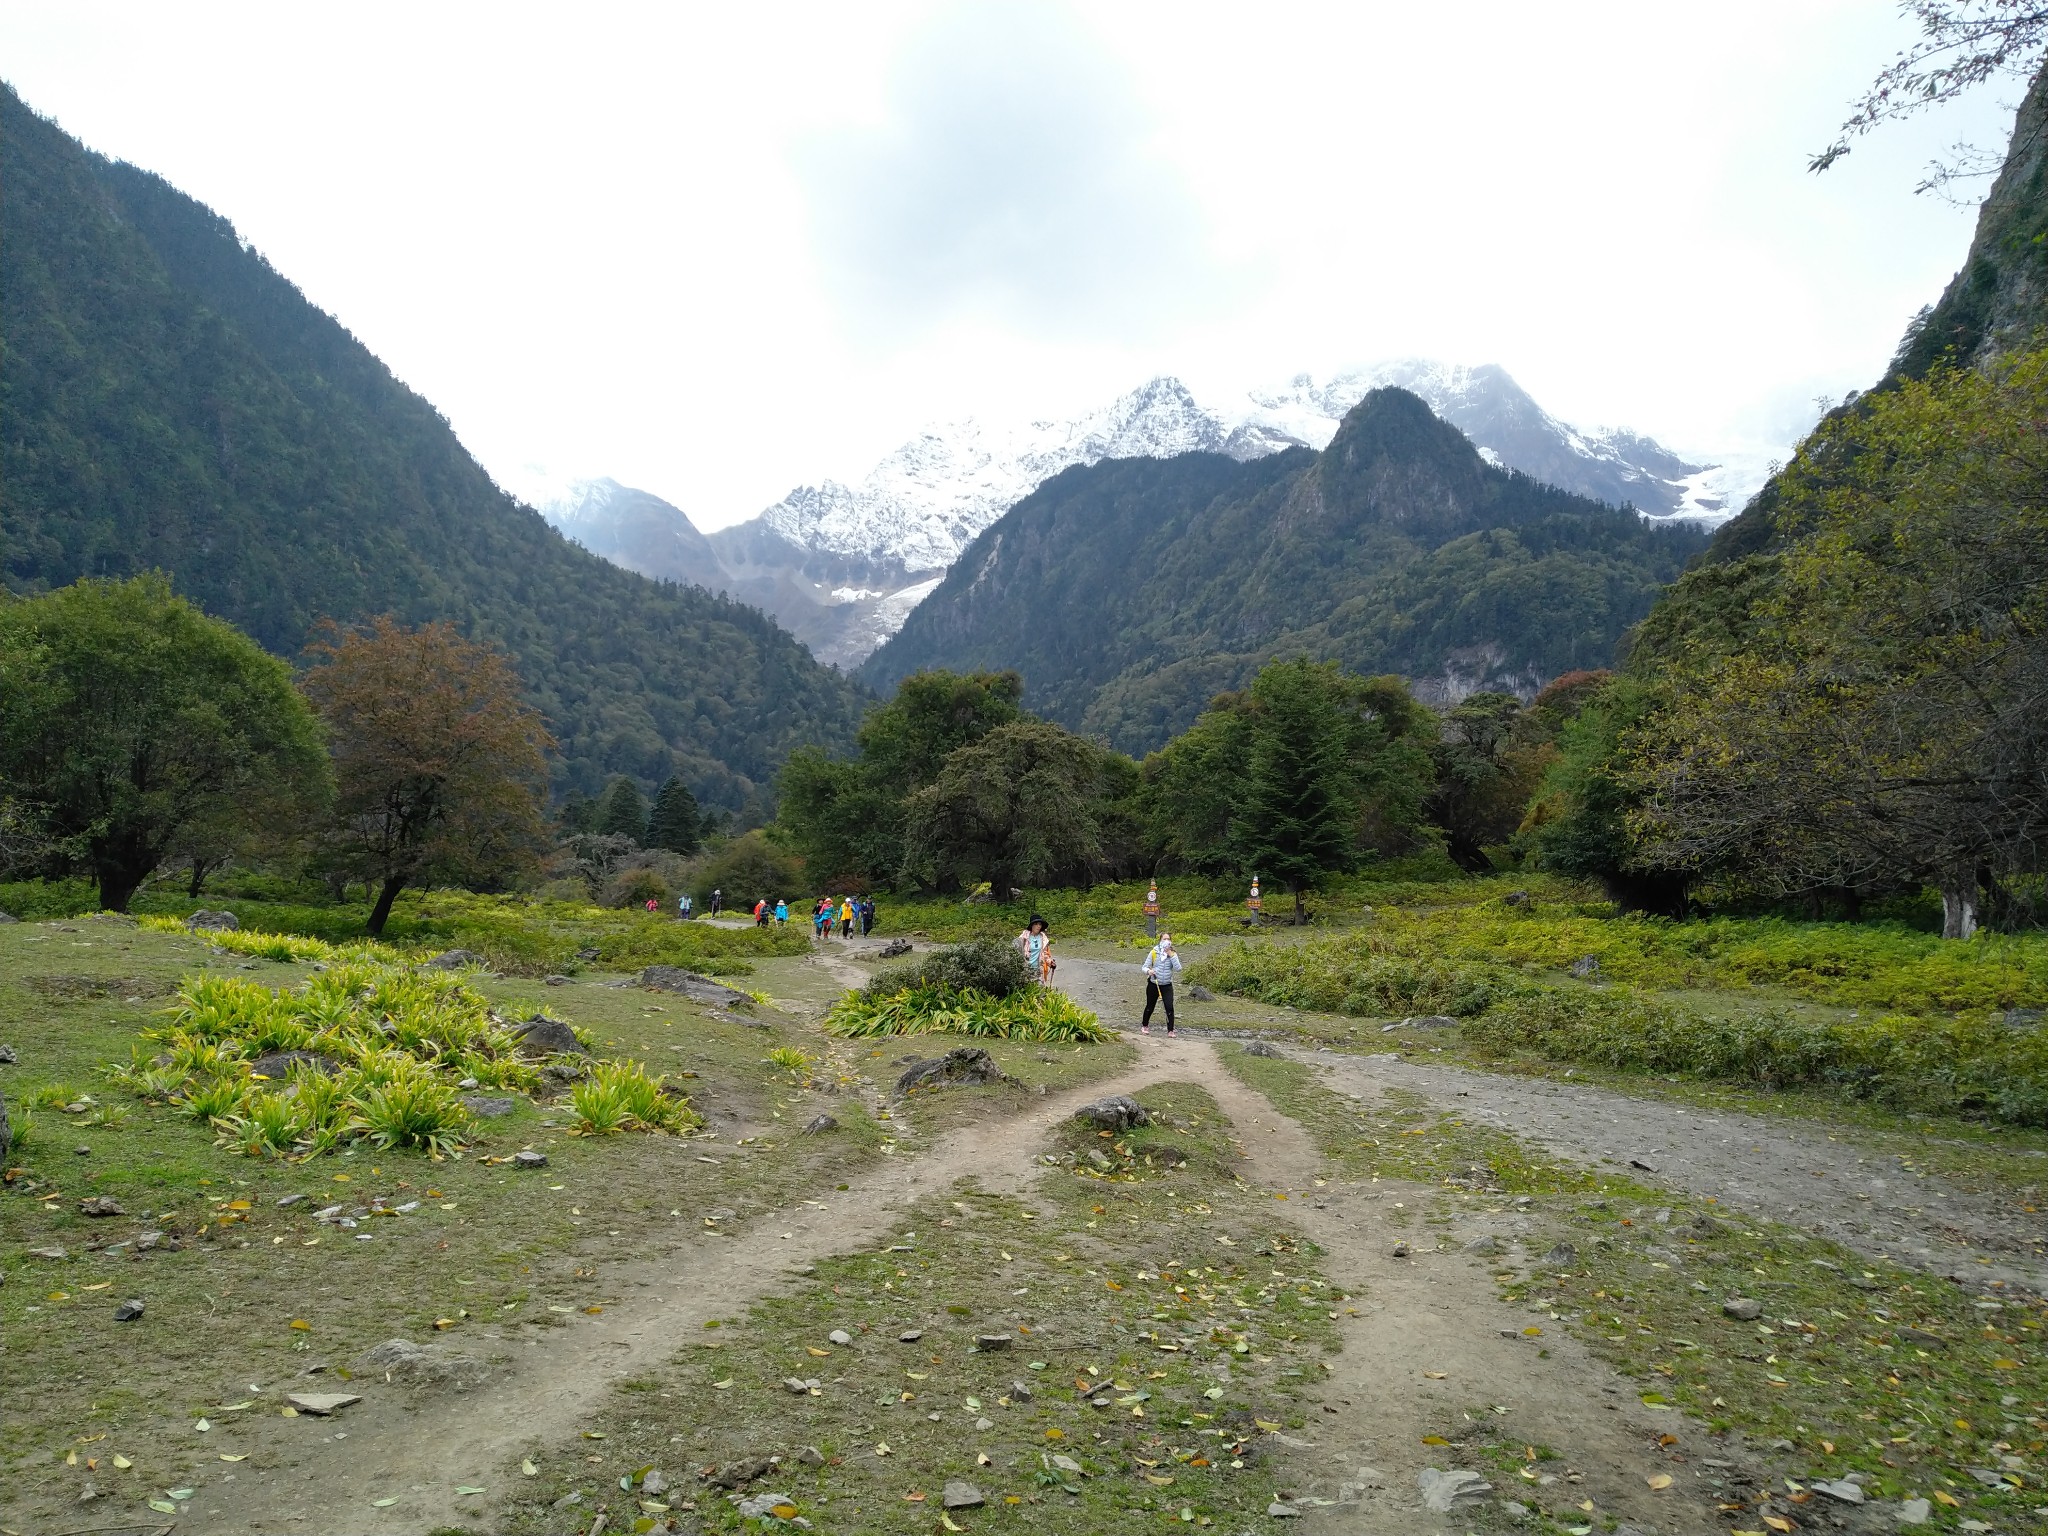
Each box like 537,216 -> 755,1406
193,1050 -> 1196,1533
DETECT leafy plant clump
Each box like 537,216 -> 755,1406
827,980 -> 1110,1043
1192,934 -> 1510,1018
568,1059 -> 701,1136
862,936 -> 1037,1001
1466,987 -> 2048,1126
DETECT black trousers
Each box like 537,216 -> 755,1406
1142,980 -> 1175,1030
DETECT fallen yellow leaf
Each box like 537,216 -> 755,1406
1933,1491 -> 1961,1508
1423,1370 -> 1447,1379
1421,1435 -> 1449,1446
1646,1473 -> 1672,1491
83,1281 -> 112,1292
521,1458 -> 538,1476
1255,1420 -> 1283,1433
1994,1358 -> 2021,1369
807,1346 -> 831,1357
772,1504 -> 798,1519
1763,1518 -> 1793,1533
941,1516 -> 965,1533
1523,1326 -> 1544,1336
220,1453 -> 247,1462
289,1319 -> 311,1331
112,1455 -> 132,1470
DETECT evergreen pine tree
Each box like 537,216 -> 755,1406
1237,660 -> 1357,923
646,775 -> 704,855
595,776 -> 649,845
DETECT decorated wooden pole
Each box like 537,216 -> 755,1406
1246,876 -> 1261,920
1143,882 -> 1160,938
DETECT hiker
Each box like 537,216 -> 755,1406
709,888 -> 723,917
754,898 -> 769,928
678,892 -> 693,919
1141,932 -> 1181,1036
860,896 -> 875,936
774,898 -> 789,926
838,896 -> 855,938
1014,914 -> 1055,983
814,898 -> 831,940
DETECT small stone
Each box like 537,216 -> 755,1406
1812,1479 -> 1865,1504
1010,1380 -> 1034,1402
184,909 -> 240,932
943,1480 -> 985,1509
135,1231 -> 164,1252
974,1334 -> 1013,1351
511,1150 -> 549,1169
1086,1148 -> 1114,1170
508,1015 -> 586,1056
74,1144 -> 90,1156
640,1469 -> 668,1495
782,1377 -> 813,1395
77,1195 -> 124,1217
1629,1157 -> 1657,1172
1390,1240 -> 1411,1258
975,1416 -> 994,1430
875,938 -> 913,958
898,1329 -> 924,1343
1897,1326 -> 1947,1350
801,1114 -> 838,1135
1187,984 -> 1214,1001
735,1490 -> 798,1519
277,1193 -> 306,1208
113,1298 -> 145,1322
1897,1497 -> 1932,1525
828,1329 -> 853,1346
422,948 -> 484,970
1463,1235 -> 1502,1255
796,1446 -> 826,1467
0,1044 -> 15,1063
1267,1500 -> 1302,1517
1400,1015 -> 1460,1030
1418,1467 -> 1493,1513
1050,1453 -> 1084,1475
1241,1040 -> 1282,1057
1542,1242 -> 1577,1269
1722,1298 -> 1763,1321
462,1096 -> 519,1118
285,1392 -> 361,1415
1569,955 -> 1599,979
544,974 -> 573,986
1503,890 -> 1531,907
1072,1095 -> 1148,1131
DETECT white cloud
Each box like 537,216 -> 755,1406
0,1 -> 2024,527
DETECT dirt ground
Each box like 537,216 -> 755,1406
6,939 -> 2038,1534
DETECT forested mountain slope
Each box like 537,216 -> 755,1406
864,388 -> 1707,753
0,85 -> 864,812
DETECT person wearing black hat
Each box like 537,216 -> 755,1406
1014,913 -> 1054,982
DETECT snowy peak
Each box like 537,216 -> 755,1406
506,469 -> 729,592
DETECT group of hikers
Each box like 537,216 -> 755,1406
1012,912 -> 1183,1037
722,893 -> 880,938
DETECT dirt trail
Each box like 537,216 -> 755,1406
193,1050 -> 1192,1534
1306,1048 -> 2048,1292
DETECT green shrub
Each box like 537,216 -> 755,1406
1466,988 -> 2048,1126
826,979 -> 1109,1043
350,1068 -> 472,1156
863,937 -> 1036,1002
570,1060 -> 699,1135
1192,936 -> 1509,1018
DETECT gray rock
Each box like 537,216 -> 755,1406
1086,1148 -> 1115,1170
113,1298 -> 144,1322
1419,1467 -> 1493,1513
1010,1380 -> 1034,1402
461,1096 -> 520,1118
285,1391 -> 361,1415
1897,1326 -> 1947,1350
26,1245 -> 67,1260
1542,1242 -> 1578,1270
2003,1007 -> 2043,1031
421,948 -> 484,970
795,1447 -> 826,1467
943,1481 -> 985,1509
895,1047 -> 1011,1094
641,1469 -> 669,1495
511,1150 -> 549,1169
974,1334 -> 1013,1351
1241,1039 -> 1283,1057
1401,1015 -> 1460,1030
353,1338 -> 486,1387
783,1377 -> 814,1395
1568,955 -> 1600,979
248,1049 -> 339,1081
801,1114 -> 838,1135
0,1044 -> 17,1064
640,965 -> 752,1006
276,1193 -> 306,1208
1812,1479 -> 1865,1504
898,1329 -> 924,1342
875,938 -> 913,958
1629,1157 -> 1658,1172
735,1490 -> 797,1519
1897,1497 -> 1932,1525
1267,1500 -> 1302,1517
828,1329 -> 853,1346
1391,1240 -> 1412,1258
543,974 -> 573,986
1187,985 -> 1215,1001
1073,1094 -> 1149,1131
1463,1234 -> 1503,1255
1503,890 -> 1531,907
185,910 -> 240,932
78,1195 -> 124,1217
0,910 -> 16,923
1722,1298 -> 1763,1321
1050,1453 -> 1084,1475
508,1015 -> 586,1056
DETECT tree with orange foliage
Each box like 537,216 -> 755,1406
301,617 -> 553,936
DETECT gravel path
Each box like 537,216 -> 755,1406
1056,955 -> 2048,1293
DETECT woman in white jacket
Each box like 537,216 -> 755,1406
1140,934 -> 1181,1036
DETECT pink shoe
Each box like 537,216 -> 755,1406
1140,1023 -> 1149,1035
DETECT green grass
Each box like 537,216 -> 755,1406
1218,1045 -> 2048,1528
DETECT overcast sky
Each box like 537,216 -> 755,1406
0,2 -> 2021,527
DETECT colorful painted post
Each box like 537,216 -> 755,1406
1246,876 -> 1261,920
1143,882 -> 1160,938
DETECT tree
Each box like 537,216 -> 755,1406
1423,691 -> 1547,872
777,670 -> 1026,886
301,616 -> 553,936
1627,352 -> 2048,935
646,775 -> 705,855
0,575 -> 329,910
901,721 -> 1128,894
595,776 -> 649,845
1144,659 -> 1433,918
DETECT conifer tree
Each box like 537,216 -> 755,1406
595,777 -> 649,846
646,775 -> 704,855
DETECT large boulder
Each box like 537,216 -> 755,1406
184,910 -> 239,932
422,949 -> 485,971
353,1337 -> 493,1389
1073,1095 -> 1148,1131
248,1049 -> 339,1081
640,966 -> 752,1006
507,1015 -> 587,1056
895,1047 -> 1011,1094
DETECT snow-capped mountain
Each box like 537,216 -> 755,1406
530,364 -> 1767,669
1234,361 -> 1759,520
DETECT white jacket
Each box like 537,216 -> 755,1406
1143,944 -> 1182,984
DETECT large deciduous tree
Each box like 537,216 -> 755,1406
1628,352 -> 2048,935
0,575 -> 329,910
301,617 -> 553,935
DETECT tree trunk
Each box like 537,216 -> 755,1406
95,862 -> 145,914
1940,870 -> 1978,940
366,875 -> 406,937
1293,884 -> 1308,925
187,857 -> 219,898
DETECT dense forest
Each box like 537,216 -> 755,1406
865,387 -> 1708,752
0,84 -> 865,815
